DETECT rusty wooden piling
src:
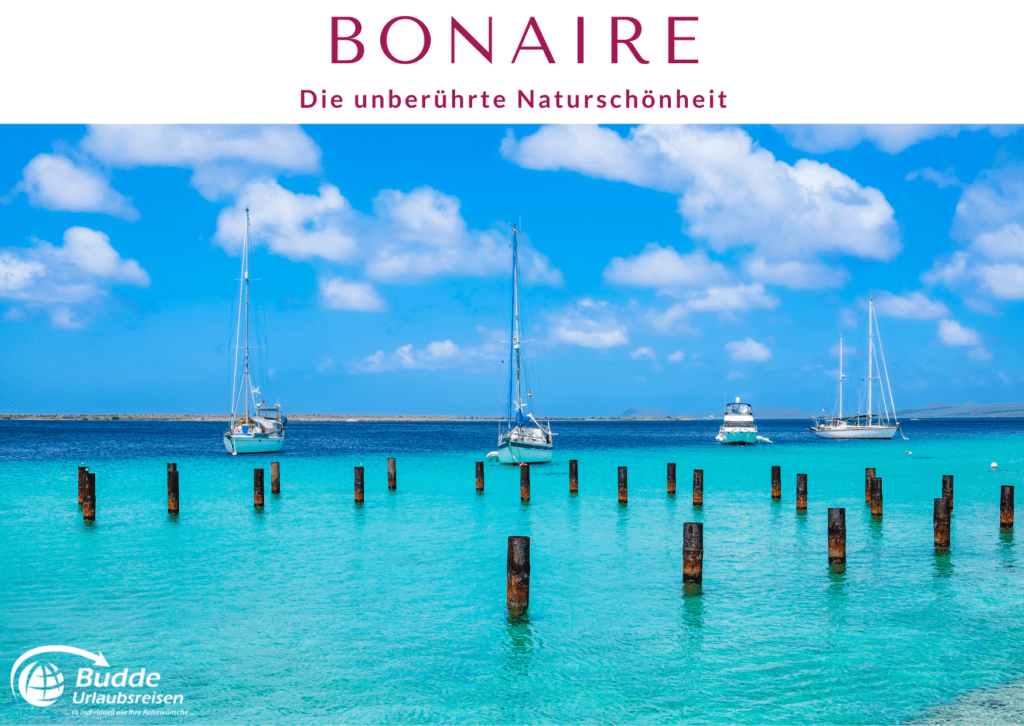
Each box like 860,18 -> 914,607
942,475 -> 954,512
828,508 -> 846,565
796,473 -> 808,512
168,469 -> 179,515
388,457 -> 397,490
934,497 -> 950,549
254,469 -> 265,508
520,463 -> 530,502
476,461 -> 484,492
667,463 -> 676,495
1001,486 -> 1014,529
78,466 -> 88,505
270,462 -> 280,494
865,467 -> 876,504
354,466 -> 364,504
870,477 -> 883,518
507,536 -> 530,620
83,472 -> 96,522
693,469 -> 704,507
618,466 -> 628,504
569,459 -> 578,493
683,522 -> 704,586
771,465 -> 781,500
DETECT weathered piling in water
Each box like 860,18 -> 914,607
865,467 -> 876,504
507,536 -> 530,620
934,497 -> 951,548
168,469 -> 179,515
78,466 -> 88,505
828,508 -> 846,565
476,461 -> 484,492
683,522 -> 704,586
388,458 -> 397,490
354,466 -> 364,504
693,469 -> 704,507
942,475 -> 954,512
254,469 -> 265,508
870,477 -> 883,518
667,463 -> 676,495
771,466 -> 781,500
271,462 -> 280,494
520,464 -> 530,502
1001,486 -> 1014,529
618,466 -> 628,504
796,473 -> 807,512
569,459 -> 578,493
83,472 -> 96,522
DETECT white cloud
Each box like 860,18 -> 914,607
973,263 -> 1024,299
906,167 -> 962,188
724,337 -> 772,362
686,284 -> 779,313
968,347 -> 993,361
81,125 -> 322,200
775,125 -> 1018,154
0,226 -> 149,326
923,223 -> 1024,301
937,319 -> 981,346
316,358 -> 336,373
873,291 -> 950,319
668,350 -> 685,363
727,370 -> 746,380
351,339 -> 465,373
603,244 -> 727,287
973,223 -> 1024,261
629,346 -> 657,361
550,298 -> 629,349
502,125 -> 900,291
318,276 -> 386,312
743,257 -> 849,290
6,154 -> 139,220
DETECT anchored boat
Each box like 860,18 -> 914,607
716,398 -> 771,445
223,207 -> 286,455
486,224 -> 553,465
809,298 -> 901,440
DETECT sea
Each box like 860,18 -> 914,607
1,418 -> 1023,724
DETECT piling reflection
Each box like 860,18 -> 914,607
502,620 -> 537,681
932,549 -> 954,579
999,528 -> 1014,569
826,566 -> 848,625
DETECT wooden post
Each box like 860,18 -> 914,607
828,508 -> 846,565
520,463 -> 530,502
388,457 -> 397,490
168,470 -> 179,515
78,466 -> 88,505
942,475 -> 954,512
507,536 -> 530,620
476,461 -> 484,492
865,467 -> 876,504
569,459 -> 578,493
254,469 -> 265,508
796,474 -> 807,512
934,497 -> 950,548
683,522 -> 703,586
354,466 -> 364,504
693,469 -> 704,507
83,472 -> 96,522
771,465 -> 781,500
870,477 -> 883,518
667,463 -> 676,495
1001,485 -> 1014,529
270,462 -> 280,494
618,466 -> 627,504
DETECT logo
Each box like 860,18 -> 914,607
11,646 -> 108,708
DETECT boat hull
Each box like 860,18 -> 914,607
810,425 -> 898,440
496,440 -> 553,464
223,433 -> 285,454
717,430 -> 759,445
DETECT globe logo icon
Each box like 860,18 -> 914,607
18,662 -> 64,707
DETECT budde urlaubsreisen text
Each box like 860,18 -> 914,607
299,89 -> 727,111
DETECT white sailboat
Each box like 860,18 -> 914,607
486,224 -> 553,465
809,298 -> 901,440
223,207 -> 286,455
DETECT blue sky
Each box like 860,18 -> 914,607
0,124 -> 1021,415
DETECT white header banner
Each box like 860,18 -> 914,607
1,0 -> 1020,123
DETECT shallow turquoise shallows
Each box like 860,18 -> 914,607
2,419 -> 1023,724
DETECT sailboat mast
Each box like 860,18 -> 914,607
867,298 -> 873,423
512,225 -> 523,424
243,206 -> 251,423
838,335 -> 843,420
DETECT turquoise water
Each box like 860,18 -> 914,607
2,419 -> 1023,724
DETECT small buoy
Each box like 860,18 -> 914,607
991,462 -> 998,470
905,451 -> 912,455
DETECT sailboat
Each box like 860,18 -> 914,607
809,299 -> 900,440
223,207 -> 286,455
486,224 -> 553,464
